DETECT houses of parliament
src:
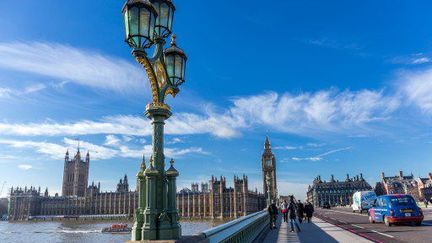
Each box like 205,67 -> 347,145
8,136 -> 277,221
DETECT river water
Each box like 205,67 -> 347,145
0,220 -> 220,243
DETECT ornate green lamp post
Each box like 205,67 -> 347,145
122,0 -> 187,240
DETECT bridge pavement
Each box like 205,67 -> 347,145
263,214 -> 371,243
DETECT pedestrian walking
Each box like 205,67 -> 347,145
281,200 -> 288,222
425,198 -> 429,208
288,196 -> 301,232
304,201 -> 314,223
296,200 -> 305,224
267,200 -> 278,230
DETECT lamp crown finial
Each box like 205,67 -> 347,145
171,34 -> 177,46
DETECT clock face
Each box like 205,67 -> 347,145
265,159 -> 272,167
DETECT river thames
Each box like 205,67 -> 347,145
0,220 -> 220,243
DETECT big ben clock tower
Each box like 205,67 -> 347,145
262,134 -> 277,202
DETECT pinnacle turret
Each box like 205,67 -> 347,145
140,155 -> 146,171
264,132 -> 271,149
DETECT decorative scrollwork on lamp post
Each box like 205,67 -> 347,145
122,0 -> 186,241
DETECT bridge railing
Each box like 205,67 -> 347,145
199,210 -> 269,243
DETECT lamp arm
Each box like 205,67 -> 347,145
148,38 -> 166,63
133,53 -> 160,104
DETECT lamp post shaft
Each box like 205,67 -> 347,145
123,1 -> 186,241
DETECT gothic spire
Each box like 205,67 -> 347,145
264,131 -> 271,149
140,154 -> 146,171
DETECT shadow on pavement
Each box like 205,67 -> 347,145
296,221 -> 339,243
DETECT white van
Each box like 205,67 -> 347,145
352,191 -> 377,213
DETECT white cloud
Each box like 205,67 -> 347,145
291,146 -> 352,161
0,140 -> 67,160
0,42 -> 148,93
118,144 -> 209,159
302,38 -> 361,51
18,164 -> 33,170
274,143 -> 325,151
0,83 -> 47,99
399,68 -> 432,114
104,135 -> 121,147
292,156 -> 321,162
227,90 -> 399,136
0,89 -> 402,138
63,138 -> 117,160
167,137 -> 183,144
0,138 -> 208,161
390,53 -> 431,65
24,83 -> 46,94
412,57 -> 431,64
122,135 -> 133,142
0,87 -> 13,98
274,146 -> 300,150
0,116 -> 151,137
306,143 -> 325,148
0,113 -> 238,138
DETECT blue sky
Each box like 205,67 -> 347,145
0,0 -> 432,199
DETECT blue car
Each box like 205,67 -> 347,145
368,194 -> 423,226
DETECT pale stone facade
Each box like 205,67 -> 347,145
177,175 -> 266,219
8,150 -> 265,221
62,149 -> 90,197
307,174 -> 372,207
375,171 -> 432,201
8,177 -> 138,221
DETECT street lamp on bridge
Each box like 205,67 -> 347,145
122,0 -> 187,241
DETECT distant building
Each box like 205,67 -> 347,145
9,149 -> 265,221
8,150 -> 138,221
307,174 -> 372,207
375,171 -> 432,201
62,147 -> 89,197
261,135 -> 277,202
417,173 -> 432,201
177,175 -> 266,219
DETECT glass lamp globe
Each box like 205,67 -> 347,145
164,34 -> 187,87
151,0 -> 175,38
123,0 -> 158,49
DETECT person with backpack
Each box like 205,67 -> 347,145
281,200 -> 288,222
296,200 -> 305,224
304,201 -> 314,223
267,200 -> 278,229
288,196 -> 301,232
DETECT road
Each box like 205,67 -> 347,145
314,207 -> 432,243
